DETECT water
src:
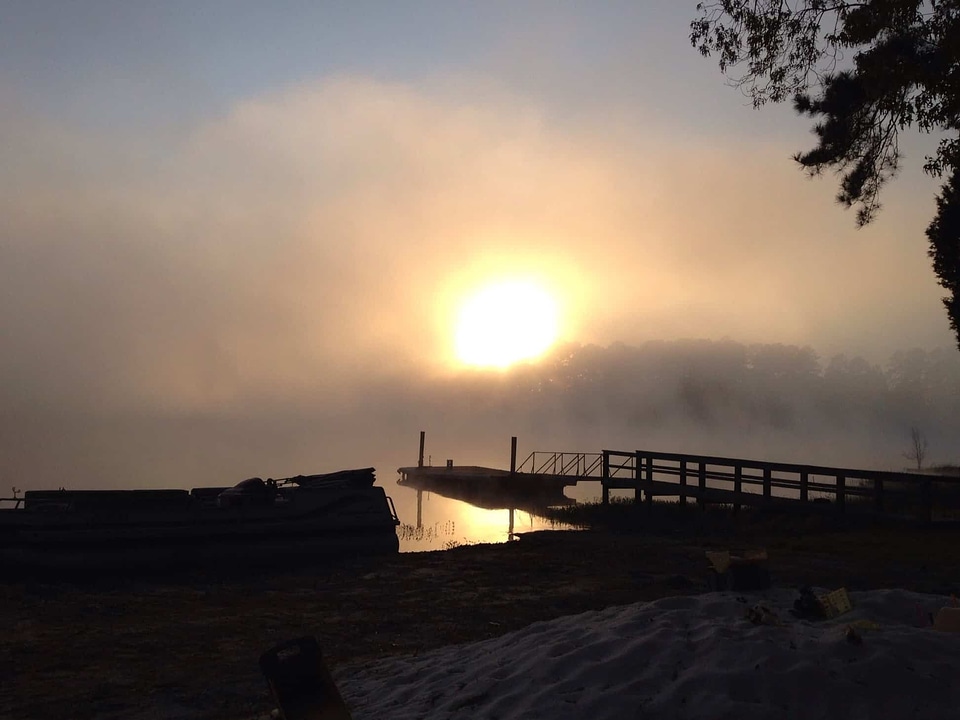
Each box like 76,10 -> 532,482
377,471 -> 593,552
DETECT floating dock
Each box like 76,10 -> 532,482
396,465 -> 574,512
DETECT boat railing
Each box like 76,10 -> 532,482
385,495 -> 400,524
0,488 -> 23,509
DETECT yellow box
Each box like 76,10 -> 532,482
818,588 -> 853,618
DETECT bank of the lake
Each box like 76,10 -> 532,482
3,524 -> 960,719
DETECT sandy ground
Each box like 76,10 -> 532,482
3,519 -> 960,719
340,588 -> 960,719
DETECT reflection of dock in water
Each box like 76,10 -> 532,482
396,465 -> 575,514
398,433 -> 578,516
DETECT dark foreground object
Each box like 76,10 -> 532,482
261,637 -> 353,720
0,469 -> 400,576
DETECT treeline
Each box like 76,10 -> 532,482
443,340 -> 960,468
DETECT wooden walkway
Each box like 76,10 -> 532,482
598,449 -> 960,522
403,433 -> 960,523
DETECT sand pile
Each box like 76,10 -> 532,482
338,589 -> 960,719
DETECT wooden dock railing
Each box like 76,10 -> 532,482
600,449 -> 960,523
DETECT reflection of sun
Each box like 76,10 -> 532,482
454,279 -> 559,369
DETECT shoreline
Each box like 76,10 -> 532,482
4,525 -> 960,719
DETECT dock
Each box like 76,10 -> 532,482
396,465 -> 573,512
399,433 -> 960,523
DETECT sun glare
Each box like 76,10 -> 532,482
454,279 -> 560,369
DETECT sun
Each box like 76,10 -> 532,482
454,279 -> 560,369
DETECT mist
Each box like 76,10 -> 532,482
5,336 -> 960,492
2,41 -> 957,491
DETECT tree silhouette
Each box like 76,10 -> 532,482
927,171 -> 960,346
904,426 -> 928,471
691,1 -> 960,348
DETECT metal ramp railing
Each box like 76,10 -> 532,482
516,452 -> 604,479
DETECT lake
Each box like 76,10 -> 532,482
377,467 -> 615,552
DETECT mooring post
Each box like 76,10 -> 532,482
418,431 -> 425,468
510,436 -> 518,475
837,474 -> 846,515
874,476 -> 884,514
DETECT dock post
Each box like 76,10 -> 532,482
698,462 -> 706,509
633,451 -> 642,504
763,468 -> 772,506
837,474 -> 846,515
734,463 -> 742,514
874,476 -> 884,514
602,451 -> 610,505
510,436 -> 518,475
645,455 -> 653,510
418,431 -> 425,468
679,459 -> 687,507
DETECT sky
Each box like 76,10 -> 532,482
1,1 -> 957,488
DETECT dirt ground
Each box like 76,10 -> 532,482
3,520 -> 960,720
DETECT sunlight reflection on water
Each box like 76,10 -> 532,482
379,465 -> 818,552
381,476 -> 590,553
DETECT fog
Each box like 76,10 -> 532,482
6,337 -> 960,492
2,5 -> 958,492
